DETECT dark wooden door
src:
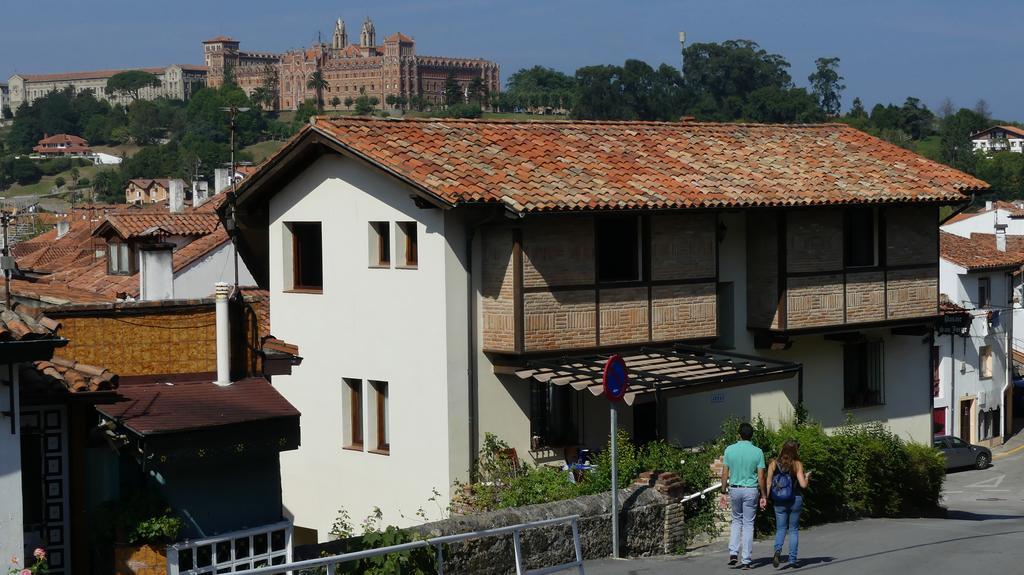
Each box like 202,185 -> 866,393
960,400 -> 972,443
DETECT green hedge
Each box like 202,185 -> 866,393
719,417 -> 945,533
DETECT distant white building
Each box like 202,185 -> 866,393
971,125 -> 1024,154
935,230 -> 1024,447
6,64 -> 207,115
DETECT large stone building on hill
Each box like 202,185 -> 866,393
204,17 -> 500,111
6,65 -> 207,115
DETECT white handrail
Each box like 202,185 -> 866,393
191,514 -> 585,575
680,481 -> 723,503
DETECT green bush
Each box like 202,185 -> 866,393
442,103 -> 483,119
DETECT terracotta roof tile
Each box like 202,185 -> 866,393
940,231 -> 1024,270
289,118 -> 989,213
0,303 -> 62,342
25,357 -> 118,393
96,377 -> 299,435
98,212 -> 221,240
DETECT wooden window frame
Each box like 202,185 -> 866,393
372,381 -> 390,454
398,221 -> 418,268
345,379 -> 364,450
369,221 -> 391,268
288,222 -> 323,292
978,277 -> 991,308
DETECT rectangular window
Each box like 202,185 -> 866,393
596,216 -> 641,283
932,345 -> 941,398
980,345 -> 993,379
288,222 -> 323,291
846,208 -> 877,268
530,381 -> 577,448
107,241 -> 132,275
714,282 -> 735,349
978,277 -> 991,308
397,221 -> 418,268
1008,273 -> 1015,305
343,378 -> 364,449
843,340 -> 885,408
371,381 -> 390,453
369,221 -> 391,267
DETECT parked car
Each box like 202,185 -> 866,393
933,435 -> 992,470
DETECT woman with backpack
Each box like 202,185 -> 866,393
766,440 -> 812,569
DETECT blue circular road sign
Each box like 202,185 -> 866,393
603,355 -> 629,402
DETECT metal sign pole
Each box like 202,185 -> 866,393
610,402 -> 619,558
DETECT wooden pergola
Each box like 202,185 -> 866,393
514,344 -> 802,405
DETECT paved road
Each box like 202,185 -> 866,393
584,439 -> 1024,574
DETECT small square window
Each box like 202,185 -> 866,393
369,222 -> 391,267
286,222 -> 323,291
397,221 -> 418,268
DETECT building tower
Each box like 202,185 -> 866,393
360,17 -> 376,48
332,18 -> 347,50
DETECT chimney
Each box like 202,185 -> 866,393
55,219 -> 69,239
169,179 -> 185,213
986,200 -> 993,211
214,282 -> 232,386
138,243 -> 174,301
997,224 -> 1007,252
192,180 -> 209,208
214,168 -> 231,194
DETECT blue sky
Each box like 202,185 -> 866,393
3,0 -> 1021,120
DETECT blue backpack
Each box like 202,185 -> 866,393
771,465 -> 795,502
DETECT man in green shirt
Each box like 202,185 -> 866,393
719,422 -> 767,569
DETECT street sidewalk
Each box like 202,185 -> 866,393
992,422 -> 1024,461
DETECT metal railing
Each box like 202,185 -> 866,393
188,515 -> 585,575
680,481 -> 723,504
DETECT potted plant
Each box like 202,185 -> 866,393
8,548 -> 48,575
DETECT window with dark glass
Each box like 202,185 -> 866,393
978,277 -> 991,308
369,221 -> 390,267
530,381 -> 577,448
398,221 -> 418,268
344,378 -> 364,449
289,222 -> 323,290
843,340 -> 885,408
846,208 -> 877,267
596,216 -> 641,282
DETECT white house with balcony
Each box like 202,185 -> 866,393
971,125 -> 1024,154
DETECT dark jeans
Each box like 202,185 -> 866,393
773,495 -> 803,563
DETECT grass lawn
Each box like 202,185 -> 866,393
913,136 -> 942,161
4,164 -> 103,197
242,140 -> 287,164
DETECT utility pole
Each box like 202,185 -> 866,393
1,211 -> 15,309
679,31 -> 687,75
220,105 -> 250,291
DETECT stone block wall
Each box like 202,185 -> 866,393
652,284 -> 716,341
786,274 -> 844,328
523,290 -> 596,351
846,271 -> 886,323
651,214 -> 716,280
481,227 -> 516,352
523,216 -> 594,288
887,269 -> 938,319
787,210 -> 843,273
886,205 -> 938,266
599,287 -> 649,345
746,213 -> 779,329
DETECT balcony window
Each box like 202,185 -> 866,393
846,208 -> 877,268
597,216 -> 641,283
843,340 -> 885,408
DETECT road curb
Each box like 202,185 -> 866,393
993,443 -> 1024,460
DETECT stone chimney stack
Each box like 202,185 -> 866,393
138,243 -> 174,301
55,219 -> 69,239
214,168 -> 231,194
169,179 -> 185,213
192,180 -> 210,208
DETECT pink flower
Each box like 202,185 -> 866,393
20,569 -> 31,575
32,549 -> 45,560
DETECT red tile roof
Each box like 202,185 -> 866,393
96,377 -> 299,435
293,118 -> 988,214
0,303 -> 62,342
127,178 -> 170,190
37,134 -> 87,146
17,66 -> 206,83
1,278 -> 111,304
97,212 -> 221,240
940,231 -> 1024,270
971,125 -> 1024,139
203,36 -> 239,44
385,32 -> 414,43
28,357 -> 118,393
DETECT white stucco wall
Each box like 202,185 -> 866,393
174,242 -> 257,298
0,368 -> 24,568
268,155 -> 465,540
942,208 -> 1024,238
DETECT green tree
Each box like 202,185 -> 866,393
395,95 -> 407,111
571,65 -> 631,120
70,167 -> 81,188
331,96 -> 342,109
127,100 -> 162,145
742,86 -> 825,123
306,71 -> 329,113
257,64 -> 279,110
808,57 -> 845,116
467,77 -> 487,106
938,108 -> 989,172
385,94 -> 398,109
683,40 -> 791,121
354,95 -> 378,116
344,97 -> 354,110
222,60 -> 236,86
444,73 -> 463,106
975,151 -> 1024,199
294,99 -> 318,128
10,157 -> 42,185
93,169 -> 127,203
55,176 -> 66,188
849,97 -> 867,118
106,70 -> 161,101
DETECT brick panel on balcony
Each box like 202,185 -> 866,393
787,210 -> 843,273
846,271 -> 886,323
786,274 -> 844,328
523,290 -> 596,351
652,283 -> 717,341
887,268 -> 938,319
481,227 -> 516,351
651,214 -> 716,281
887,205 -> 938,266
599,287 -> 649,345
523,216 -> 594,288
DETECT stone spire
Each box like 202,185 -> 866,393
360,17 -> 375,47
332,18 -> 347,50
